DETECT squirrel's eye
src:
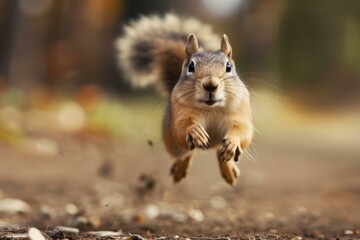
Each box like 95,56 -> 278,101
226,61 -> 232,73
188,60 -> 195,73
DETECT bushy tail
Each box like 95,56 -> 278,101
116,14 -> 219,96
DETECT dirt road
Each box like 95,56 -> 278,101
0,128 -> 359,239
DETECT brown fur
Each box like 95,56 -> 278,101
117,15 -> 254,186
163,34 -> 253,185
116,14 -> 219,96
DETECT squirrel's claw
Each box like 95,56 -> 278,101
234,147 -> 241,162
186,125 -> 210,150
186,135 -> 195,150
219,138 -> 241,163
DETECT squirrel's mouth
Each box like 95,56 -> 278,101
200,98 -> 222,106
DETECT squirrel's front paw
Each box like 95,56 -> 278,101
219,138 -> 241,163
186,125 -> 210,150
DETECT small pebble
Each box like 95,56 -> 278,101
268,229 -> 278,234
66,203 -> 79,215
344,230 -> 354,235
54,226 -> 80,234
2,233 -> 28,238
134,214 -> 145,223
87,231 -> 121,237
188,209 -> 204,222
28,227 -> 46,240
0,198 -> 31,214
144,204 -> 159,220
291,237 -> 302,240
40,204 -> 56,219
71,215 -> 89,227
89,215 -> 101,228
58,102 -> 85,132
34,138 -> 59,156
171,212 -> 188,223
174,235 -> 179,239
129,233 -> 145,240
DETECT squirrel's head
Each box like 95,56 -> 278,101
173,34 -> 249,109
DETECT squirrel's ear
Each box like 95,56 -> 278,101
185,33 -> 199,56
221,34 -> 232,59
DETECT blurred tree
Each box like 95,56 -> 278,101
0,0 -> 359,106
0,1 -> 17,81
278,0 -> 360,106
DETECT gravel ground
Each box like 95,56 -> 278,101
0,121 -> 359,239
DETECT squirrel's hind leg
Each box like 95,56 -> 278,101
170,152 -> 194,183
217,149 -> 240,186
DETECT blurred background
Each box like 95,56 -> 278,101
0,0 -> 359,236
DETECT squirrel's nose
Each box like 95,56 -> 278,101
203,83 -> 218,92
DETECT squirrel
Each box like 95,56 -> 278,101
116,14 -> 254,186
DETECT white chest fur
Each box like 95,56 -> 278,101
200,110 -> 229,148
